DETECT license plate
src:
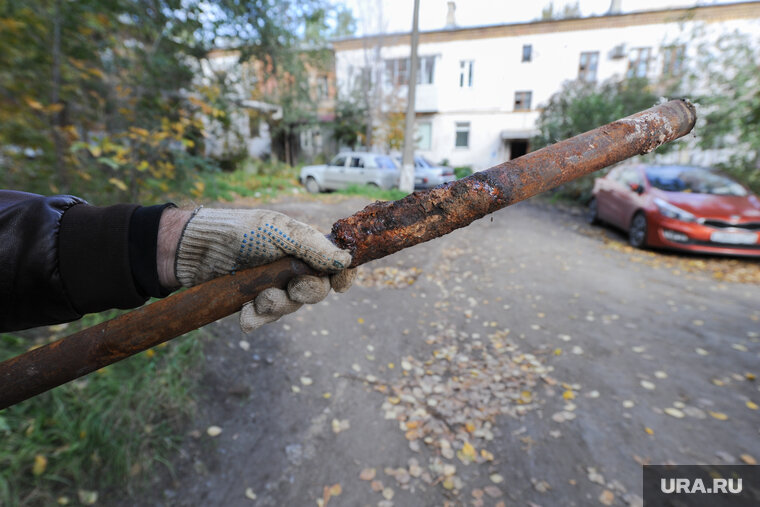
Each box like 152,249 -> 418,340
710,231 -> 759,245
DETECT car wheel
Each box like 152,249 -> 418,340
587,197 -> 600,225
304,177 -> 320,194
629,211 -> 648,248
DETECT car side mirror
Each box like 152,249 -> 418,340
629,183 -> 644,195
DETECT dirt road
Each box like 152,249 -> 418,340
142,196 -> 760,507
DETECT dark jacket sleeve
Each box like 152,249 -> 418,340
0,190 -> 170,332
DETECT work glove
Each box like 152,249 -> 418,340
175,208 -> 355,332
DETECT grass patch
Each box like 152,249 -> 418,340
336,184 -> 408,201
0,310 -> 203,506
197,160 -> 301,202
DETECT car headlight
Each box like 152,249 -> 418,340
654,198 -> 696,222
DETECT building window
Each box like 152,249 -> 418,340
627,47 -> 651,78
416,121 -> 432,150
578,51 -> 599,82
418,56 -> 435,84
522,44 -> 532,62
459,60 -> 474,88
662,45 -> 685,77
455,122 -> 470,148
513,91 -> 532,111
316,75 -> 329,100
384,56 -> 436,86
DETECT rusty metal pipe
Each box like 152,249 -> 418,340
0,100 -> 696,410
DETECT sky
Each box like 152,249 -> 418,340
339,0 -> 754,35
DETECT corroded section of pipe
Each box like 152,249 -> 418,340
331,99 -> 696,267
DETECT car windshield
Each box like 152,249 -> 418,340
645,167 -> 748,196
375,156 -> 397,169
415,156 -> 435,168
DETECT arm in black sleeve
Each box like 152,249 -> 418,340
0,190 -> 173,332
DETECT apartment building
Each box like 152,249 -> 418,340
332,2 -> 760,171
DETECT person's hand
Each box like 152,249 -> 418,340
172,208 -> 355,331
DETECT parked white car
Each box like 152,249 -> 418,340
395,155 -> 457,189
299,152 -> 400,193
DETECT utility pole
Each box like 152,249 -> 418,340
399,0 -> 420,193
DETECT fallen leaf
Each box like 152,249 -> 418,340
442,478 -> 455,490
654,371 -> 668,379
484,485 -> 503,497
331,419 -> 350,434
300,377 -> 313,386
77,490 -> 98,506
382,487 -> 395,499
481,449 -> 494,461
563,390 -> 575,400
747,401 -> 758,410
32,455 -> 47,476
360,468 -> 376,481
490,473 -> 504,484
640,380 -> 656,390
665,408 -> 685,418
238,340 -> 250,351
599,489 -> 615,506
328,484 -> 342,496
645,427 -> 654,435
709,411 -> 729,421
623,400 -> 635,408
370,480 -> 383,492
206,426 -> 222,437
740,454 -> 757,465
696,348 -> 709,356
245,488 -> 257,501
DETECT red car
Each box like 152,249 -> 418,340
588,164 -> 760,256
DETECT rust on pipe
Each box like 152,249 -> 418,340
331,99 -> 696,266
0,99 -> 696,410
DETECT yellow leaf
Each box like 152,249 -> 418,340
562,390 -> 575,400
462,441 -> 476,459
32,455 -> 47,476
387,363 -> 395,369
108,178 -> 128,191
328,484 -> 342,496
137,160 -> 150,172
554,348 -> 562,355
645,427 -> 654,435
747,373 -> 756,381
442,478 -> 454,490
481,449 -> 494,461
357,318 -> 364,324
740,454 -> 757,465
465,422 -> 475,433
25,97 -> 44,110
746,401 -> 758,410
709,411 -> 728,421
145,349 -> 155,358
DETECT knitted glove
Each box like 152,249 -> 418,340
175,208 -> 355,331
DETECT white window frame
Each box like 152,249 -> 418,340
455,122 -> 470,148
415,121 -> 432,151
459,60 -> 474,88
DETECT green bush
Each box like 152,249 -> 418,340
0,311 -> 203,506
454,166 -> 472,179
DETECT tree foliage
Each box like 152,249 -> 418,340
533,77 -> 660,201
684,30 -> 760,193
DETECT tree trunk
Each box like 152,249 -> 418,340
51,0 -> 68,192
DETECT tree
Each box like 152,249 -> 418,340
533,77 -> 659,201
683,30 -> 760,193
540,1 -> 581,20
0,0 -> 214,202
